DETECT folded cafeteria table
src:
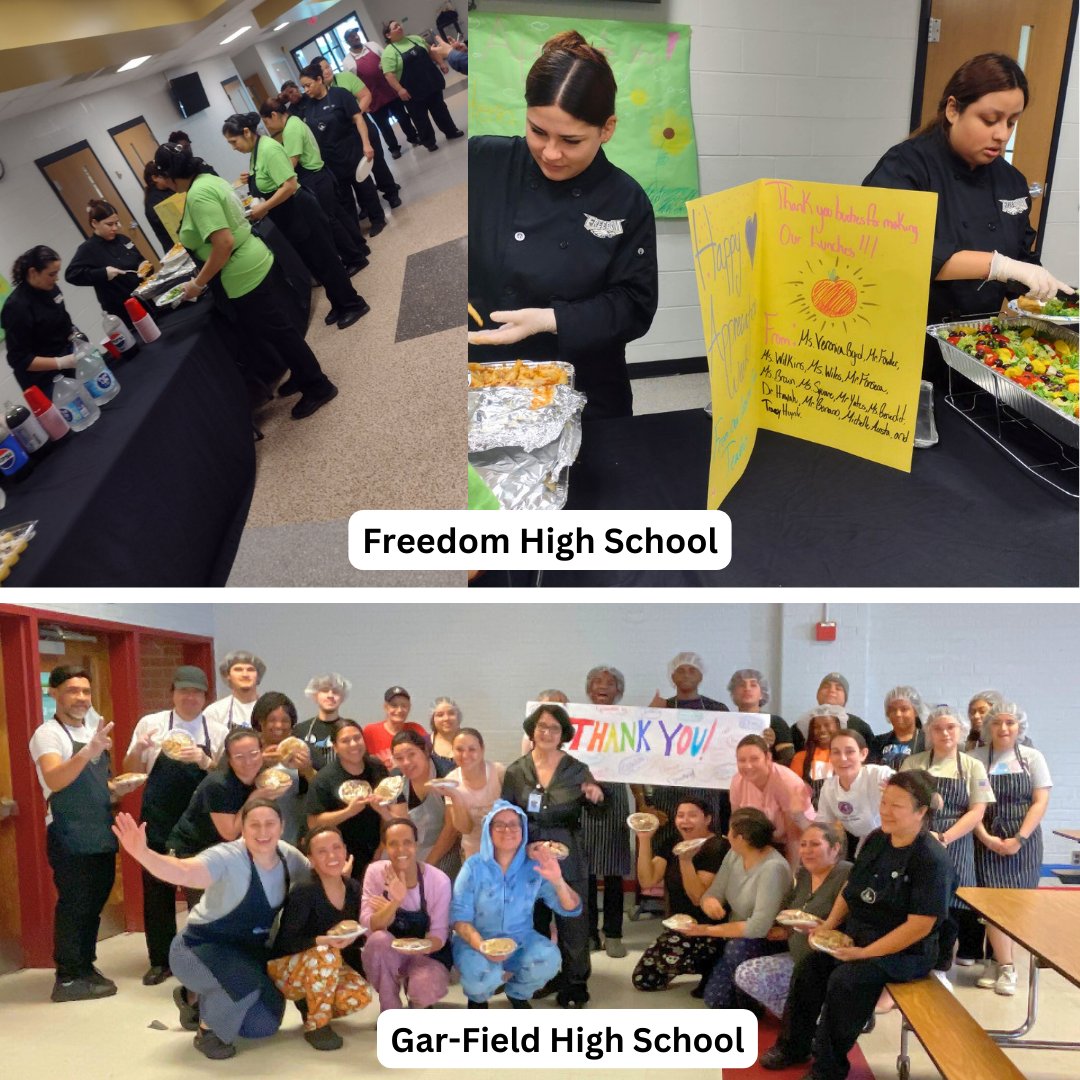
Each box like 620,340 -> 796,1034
0,301 -> 255,586
471,389 -> 1077,587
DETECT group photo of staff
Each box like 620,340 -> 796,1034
0,600 -> 1075,1078
465,0 -> 1078,592
0,3 -> 466,588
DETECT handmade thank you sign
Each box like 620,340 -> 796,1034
689,180 -> 937,507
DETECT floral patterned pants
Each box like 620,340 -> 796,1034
632,929 -> 721,991
267,945 -> 371,1031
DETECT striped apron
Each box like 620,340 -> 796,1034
975,750 -> 1041,890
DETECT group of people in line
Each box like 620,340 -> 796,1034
3,22 -> 464,423
31,649 -> 1051,1074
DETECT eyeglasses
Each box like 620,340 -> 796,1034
491,822 -> 522,832
534,723 -> 563,735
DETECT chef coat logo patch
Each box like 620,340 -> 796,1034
583,214 -> 625,239
999,196 -> 1028,215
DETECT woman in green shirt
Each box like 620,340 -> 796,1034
380,19 -> 464,152
222,113 -> 369,331
153,141 -> 338,419
260,101 -> 369,272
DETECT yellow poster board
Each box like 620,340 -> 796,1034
689,179 -> 937,508
153,191 -> 187,244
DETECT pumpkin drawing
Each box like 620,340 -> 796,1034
810,269 -> 858,318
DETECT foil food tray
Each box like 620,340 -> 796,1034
928,316 -> 1078,449
468,359 -> 576,390
134,257 -> 197,301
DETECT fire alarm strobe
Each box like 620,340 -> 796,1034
815,622 -> 837,642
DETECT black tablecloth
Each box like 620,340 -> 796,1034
472,391 -> 1078,588
0,301 -> 255,585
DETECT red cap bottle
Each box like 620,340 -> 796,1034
123,297 -> 161,344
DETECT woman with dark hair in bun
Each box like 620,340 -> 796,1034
143,160 -> 178,252
760,771 -> 954,1075
468,29 -> 658,420
64,199 -> 144,326
1,246 -> 78,393
222,112 -> 370,331
153,140 -> 338,418
863,53 -> 1074,380
501,703 -> 605,1008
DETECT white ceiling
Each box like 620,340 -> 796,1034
0,0 -> 303,123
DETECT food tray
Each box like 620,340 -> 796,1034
928,316 -> 1079,449
1007,299 -> 1079,325
468,359 -> 576,391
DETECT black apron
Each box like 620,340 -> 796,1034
182,849 -> 289,1010
389,40 -> 444,99
142,713 -> 212,852
48,723 -> 117,856
976,749 -> 1041,889
386,866 -> 453,969
248,138 -> 323,247
928,753 -> 977,910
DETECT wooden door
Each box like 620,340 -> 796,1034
244,73 -> 270,109
222,75 -> 254,116
109,117 -> 160,188
919,0 -> 1076,238
35,142 -> 158,267
38,635 -> 124,941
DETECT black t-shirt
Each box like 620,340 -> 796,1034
663,694 -> 729,712
306,756 -> 388,876
273,876 -> 363,971
870,728 -> 926,770
0,282 -> 74,395
167,769 -> 253,856
305,87 -> 361,172
842,829 -> 953,964
293,716 -> 348,771
654,833 -> 729,919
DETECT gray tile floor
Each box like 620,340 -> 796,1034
395,236 -> 468,342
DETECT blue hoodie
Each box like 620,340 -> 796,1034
450,799 -> 581,940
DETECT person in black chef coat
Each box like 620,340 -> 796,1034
863,53 -> 1075,380
144,161 -> 178,253
468,30 -> 658,420
1,246 -> 78,395
64,199 -> 144,327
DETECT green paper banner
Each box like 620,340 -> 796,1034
468,11 -> 700,218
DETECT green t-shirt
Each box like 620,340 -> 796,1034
381,36 -> 429,78
281,114 -> 324,174
251,134 -> 296,197
332,69 -> 367,97
177,173 -> 273,299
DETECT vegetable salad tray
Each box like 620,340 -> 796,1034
928,316 -> 1079,448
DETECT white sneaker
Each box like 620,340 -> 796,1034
994,965 -> 1017,996
976,961 -> 999,989
931,970 -> 956,995
954,957 -> 977,967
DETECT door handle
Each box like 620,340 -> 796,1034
1029,182 -> 1043,198
0,797 -> 18,819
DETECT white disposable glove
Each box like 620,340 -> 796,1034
988,251 -> 1077,302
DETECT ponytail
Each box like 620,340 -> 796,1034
87,199 -> 117,226
525,30 -> 617,128
11,245 -> 60,285
153,141 -> 214,181
222,112 -> 262,138
913,52 -> 1027,138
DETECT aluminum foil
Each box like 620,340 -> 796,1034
134,256 -> 197,301
928,316 -> 1079,448
468,384 -> 586,510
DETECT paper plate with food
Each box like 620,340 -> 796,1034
338,779 -> 372,802
672,837 -> 710,856
535,840 -> 570,860
662,914 -> 698,932
390,937 -> 430,952
373,775 -> 405,804
479,937 -> 517,958
809,929 -> 854,955
155,284 -> 188,307
626,812 -> 660,833
326,919 -> 365,946
161,729 -> 196,760
255,766 -> 293,792
776,909 -> 823,928
1011,295 -> 1080,324
425,778 -> 459,791
111,772 -> 148,795
275,736 -> 306,764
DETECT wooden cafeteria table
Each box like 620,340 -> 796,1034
1053,829 -> 1080,844
957,887 -> 1080,1052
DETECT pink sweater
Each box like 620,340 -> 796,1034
730,764 -> 814,866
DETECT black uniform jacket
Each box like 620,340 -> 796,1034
0,282 -> 74,395
863,126 -> 1038,325
65,234 -> 143,321
468,135 -> 658,420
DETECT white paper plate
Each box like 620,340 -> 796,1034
672,837 -> 709,856
1007,299 -> 1079,324
355,156 -> 374,183
662,915 -> 697,931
